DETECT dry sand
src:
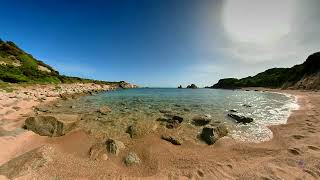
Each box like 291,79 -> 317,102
0,89 -> 319,179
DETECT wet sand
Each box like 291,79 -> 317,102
0,88 -> 319,179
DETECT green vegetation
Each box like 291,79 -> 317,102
0,39 -> 121,86
209,52 -> 320,89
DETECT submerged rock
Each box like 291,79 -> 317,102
200,124 -> 228,145
161,135 -> 183,145
127,121 -> 158,138
124,152 -> 141,166
192,115 -> 211,126
228,113 -> 253,124
99,105 -> 111,114
24,114 -> 79,137
106,139 -> 125,155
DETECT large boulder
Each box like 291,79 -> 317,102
24,114 -> 79,137
200,124 -> 228,145
228,113 -> 253,124
124,152 -> 141,166
192,115 -> 211,126
106,139 -> 125,155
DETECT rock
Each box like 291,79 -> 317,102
172,115 -> 184,123
89,143 -> 106,160
0,146 -> 54,179
106,139 -> 125,155
192,115 -> 211,126
24,114 -> 79,137
124,152 -> 141,166
186,84 -> 198,89
127,121 -> 158,138
166,120 -> 181,129
99,105 -> 111,114
242,104 -> 252,108
200,124 -> 228,145
59,93 -> 74,100
178,85 -> 182,88
161,135 -> 183,145
228,113 -> 253,124
229,109 -> 238,113
35,106 -> 49,112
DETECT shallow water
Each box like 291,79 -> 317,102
52,88 -> 298,143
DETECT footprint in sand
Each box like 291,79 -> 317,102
291,135 -> 305,140
307,145 -> 320,151
288,148 -> 302,155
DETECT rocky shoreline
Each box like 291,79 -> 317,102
0,87 -> 319,179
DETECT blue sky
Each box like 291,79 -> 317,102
1,0 -> 319,87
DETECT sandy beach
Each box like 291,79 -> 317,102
0,87 -> 319,180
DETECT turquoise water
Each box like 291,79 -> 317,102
58,88 -> 298,142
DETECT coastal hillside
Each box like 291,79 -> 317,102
0,39 -> 125,86
208,52 -> 320,90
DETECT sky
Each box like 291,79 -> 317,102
1,0 -> 319,87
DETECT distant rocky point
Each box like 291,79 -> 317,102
178,85 -> 182,88
186,84 -> 198,89
207,52 -> 320,90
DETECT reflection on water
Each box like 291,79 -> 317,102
50,88 -> 297,143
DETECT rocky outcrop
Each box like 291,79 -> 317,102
124,152 -> 141,166
178,85 -> 182,88
119,81 -> 138,89
207,51 -> 320,90
186,84 -> 198,89
24,114 -> 79,137
228,113 -> 253,124
200,124 -> 228,145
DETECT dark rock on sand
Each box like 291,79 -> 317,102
229,109 -> 238,113
200,124 -> 228,145
166,120 -> 181,129
242,104 -> 252,108
192,115 -> 211,126
99,105 -> 111,114
24,114 -> 79,137
228,113 -> 253,124
106,139 -> 125,155
124,152 -> 141,166
172,115 -> 184,123
161,135 -> 183,145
